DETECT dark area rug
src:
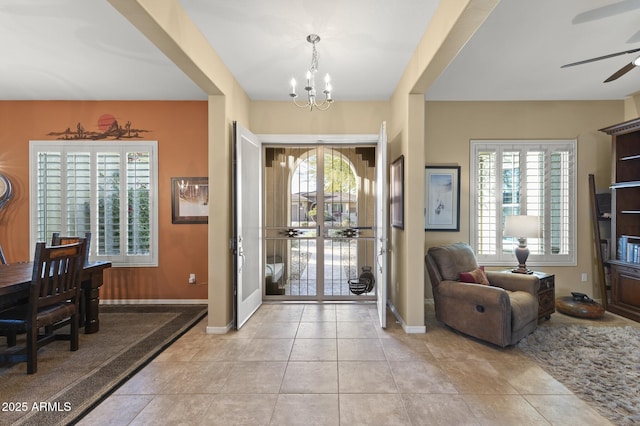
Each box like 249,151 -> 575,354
517,324 -> 640,425
0,304 -> 207,426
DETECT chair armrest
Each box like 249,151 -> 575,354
438,280 -> 509,307
485,271 -> 539,295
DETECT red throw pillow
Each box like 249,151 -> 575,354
459,267 -> 489,285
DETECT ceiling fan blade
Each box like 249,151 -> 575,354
561,47 -> 640,68
604,62 -> 637,82
572,0 -> 640,24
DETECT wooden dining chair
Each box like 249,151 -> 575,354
0,240 -> 86,374
52,232 -> 91,265
51,233 -> 91,332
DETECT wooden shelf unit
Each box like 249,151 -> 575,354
600,117 -> 640,322
588,173 -> 610,308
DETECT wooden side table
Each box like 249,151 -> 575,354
498,270 -> 555,320
532,271 -> 555,320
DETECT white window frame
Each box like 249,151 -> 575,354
470,139 -> 577,267
29,140 -> 159,267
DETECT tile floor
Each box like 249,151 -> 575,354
79,303 -> 617,425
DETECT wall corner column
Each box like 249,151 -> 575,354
208,95 -> 233,330
403,94 -> 426,329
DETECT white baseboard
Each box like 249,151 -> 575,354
100,299 -> 207,305
387,300 -> 426,334
206,322 -> 234,334
403,324 -> 427,333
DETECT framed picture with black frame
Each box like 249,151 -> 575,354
171,177 -> 209,224
424,166 -> 460,231
390,155 -> 404,229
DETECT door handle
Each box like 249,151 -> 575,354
376,238 -> 388,271
238,247 -> 245,272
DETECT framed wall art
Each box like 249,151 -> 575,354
171,177 -> 209,224
390,155 -> 404,229
425,166 -> 460,231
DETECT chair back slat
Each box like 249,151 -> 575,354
51,232 -> 91,265
30,241 -> 85,315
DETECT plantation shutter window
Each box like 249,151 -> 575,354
30,141 -> 158,267
470,140 -> 576,267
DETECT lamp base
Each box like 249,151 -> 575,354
512,241 -> 532,274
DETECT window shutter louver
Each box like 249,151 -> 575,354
127,151 -> 151,256
36,152 -> 62,242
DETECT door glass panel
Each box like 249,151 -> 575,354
323,146 -> 376,297
264,145 -> 377,300
264,147 -> 317,296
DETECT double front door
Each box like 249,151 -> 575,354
264,145 -> 377,301
234,124 -> 388,329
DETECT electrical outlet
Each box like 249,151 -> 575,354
581,272 -> 588,282
189,273 -> 196,284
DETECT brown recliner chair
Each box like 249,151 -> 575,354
425,242 -> 539,347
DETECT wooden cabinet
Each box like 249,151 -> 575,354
609,263 -> 640,321
600,117 -> 640,322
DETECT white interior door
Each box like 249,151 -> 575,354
234,123 -> 262,329
375,122 -> 388,328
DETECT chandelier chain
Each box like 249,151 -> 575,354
310,42 -> 319,73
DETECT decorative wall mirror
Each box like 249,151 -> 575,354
0,173 -> 12,211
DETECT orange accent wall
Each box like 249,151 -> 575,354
0,101 -> 208,301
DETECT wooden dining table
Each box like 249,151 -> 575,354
0,260 -> 112,334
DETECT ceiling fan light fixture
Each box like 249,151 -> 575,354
562,47 -> 640,83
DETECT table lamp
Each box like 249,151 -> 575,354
504,215 -> 540,274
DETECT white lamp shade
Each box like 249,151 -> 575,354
504,215 -> 540,239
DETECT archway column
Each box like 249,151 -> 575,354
402,94 -> 426,329
388,0 -> 500,331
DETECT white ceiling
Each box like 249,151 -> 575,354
0,0 -> 639,102
179,0 -> 440,101
427,0 -> 640,100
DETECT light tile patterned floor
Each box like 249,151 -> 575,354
79,303 -> 615,425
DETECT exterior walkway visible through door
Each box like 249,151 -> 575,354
285,240 -> 372,297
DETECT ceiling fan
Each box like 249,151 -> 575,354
561,47 -> 640,82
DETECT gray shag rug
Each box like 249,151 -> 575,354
517,325 -> 640,425
0,304 -> 207,426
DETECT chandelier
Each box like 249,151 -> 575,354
289,34 -> 333,111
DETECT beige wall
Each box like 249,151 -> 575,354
624,94 -> 640,121
250,101 -> 390,134
424,100 -> 624,301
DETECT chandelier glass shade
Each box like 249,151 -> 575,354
289,34 -> 333,111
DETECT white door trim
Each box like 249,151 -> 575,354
257,134 -> 378,145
